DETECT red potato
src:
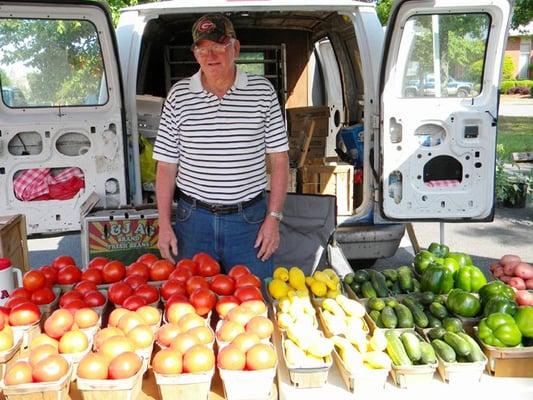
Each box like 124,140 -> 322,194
515,290 -> 533,306
508,277 -> 526,290
503,262 -> 519,277
499,275 -> 512,283
492,265 -> 505,278
526,279 -> 533,290
500,254 -> 521,266
489,263 -> 500,273
514,262 -> 533,280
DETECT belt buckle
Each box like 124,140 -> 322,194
210,203 -> 224,213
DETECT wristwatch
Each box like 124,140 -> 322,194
268,211 -> 283,222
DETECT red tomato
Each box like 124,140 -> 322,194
0,307 -> 10,321
161,280 -> 187,301
123,274 -> 148,290
228,265 -> 251,280
83,290 -> 106,307
74,281 -> 98,295
59,290 -> 84,308
108,352 -> 142,379
30,287 -> 56,305
39,266 -> 58,285
9,302 -> 40,326
169,267 -> 194,283
235,274 -> 261,289
215,295 -> 240,318
23,270 -> 46,292
4,361 -> 32,385
189,288 -> 217,316
150,260 -> 175,281
186,276 -> 209,296
122,295 -> 148,311
175,259 -> 198,275
57,265 -> 82,285
61,299 -> 87,312
234,286 -> 263,303
87,257 -> 109,271
165,293 -> 189,307
5,296 -> 30,309
102,261 -> 126,283
210,274 -> 235,295
10,287 -> 31,299
108,282 -> 134,306
137,253 -> 159,267
126,261 -> 151,280
193,253 -> 221,277
81,268 -> 103,285
135,284 -> 159,304
52,255 -> 76,270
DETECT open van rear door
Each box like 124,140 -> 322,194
378,0 -> 513,221
0,1 -> 127,234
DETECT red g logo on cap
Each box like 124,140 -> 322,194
198,20 -> 215,32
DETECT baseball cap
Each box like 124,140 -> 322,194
192,13 -> 236,45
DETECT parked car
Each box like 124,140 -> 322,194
404,74 -> 474,97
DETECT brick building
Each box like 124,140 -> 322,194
505,22 -> 533,80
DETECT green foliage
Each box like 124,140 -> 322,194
98,0 -> 157,26
502,55 -> 516,80
0,68 -> 11,86
376,0 -> 393,26
511,0 -> 533,30
500,80 -> 516,93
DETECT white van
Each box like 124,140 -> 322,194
0,0 -> 513,266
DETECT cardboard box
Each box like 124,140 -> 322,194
301,164 -> 354,215
81,208 -> 160,266
0,214 -> 29,272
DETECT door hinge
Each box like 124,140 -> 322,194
371,114 -> 380,130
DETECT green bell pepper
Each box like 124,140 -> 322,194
447,252 -> 473,267
413,250 -> 436,275
442,258 -> 460,277
478,281 -> 515,305
478,312 -> 522,347
454,265 -> 487,293
483,296 -> 518,317
446,288 -> 481,318
428,242 -> 450,258
420,264 -> 454,294
513,306 -> 533,338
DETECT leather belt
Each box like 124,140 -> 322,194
178,190 -> 265,215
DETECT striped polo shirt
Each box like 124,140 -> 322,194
153,68 -> 289,204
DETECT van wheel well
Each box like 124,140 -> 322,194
348,258 -> 377,269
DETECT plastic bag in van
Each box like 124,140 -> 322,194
139,135 -> 156,185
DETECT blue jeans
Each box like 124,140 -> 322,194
173,196 -> 273,282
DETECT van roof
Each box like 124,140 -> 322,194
120,0 -> 374,14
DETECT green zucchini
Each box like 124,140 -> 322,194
427,327 -> 446,341
393,303 -> 415,328
398,268 -> 414,292
367,297 -> 386,312
368,310 -> 381,323
369,270 -> 389,298
419,341 -> 437,365
353,269 -> 370,283
457,332 -> 485,363
380,306 -> 398,328
443,332 -> 471,357
442,317 -> 464,333
385,330 -> 412,366
431,339 -> 457,363
361,281 -> 377,298
400,331 -> 422,362
401,297 -> 429,328
429,302 -> 448,319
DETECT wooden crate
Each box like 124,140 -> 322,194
301,164 -> 354,215
479,340 -> 533,377
0,214 -> 29,272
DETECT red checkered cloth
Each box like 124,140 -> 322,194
13,167 -> 84,201
425,180 -> 460,188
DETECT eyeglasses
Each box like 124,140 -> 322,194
192,41 -> 232,56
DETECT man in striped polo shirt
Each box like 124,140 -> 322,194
153,13 -> 289,280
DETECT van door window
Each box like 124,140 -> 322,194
400,13 -> 490,98
0,18 -> 108,107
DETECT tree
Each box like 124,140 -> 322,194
511,0 -> 533,30
376,0 -> 393,26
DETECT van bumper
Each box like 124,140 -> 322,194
334,223 -> 405,260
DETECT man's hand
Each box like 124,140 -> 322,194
254,217 -> 280,261
158,224 -> 178,262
